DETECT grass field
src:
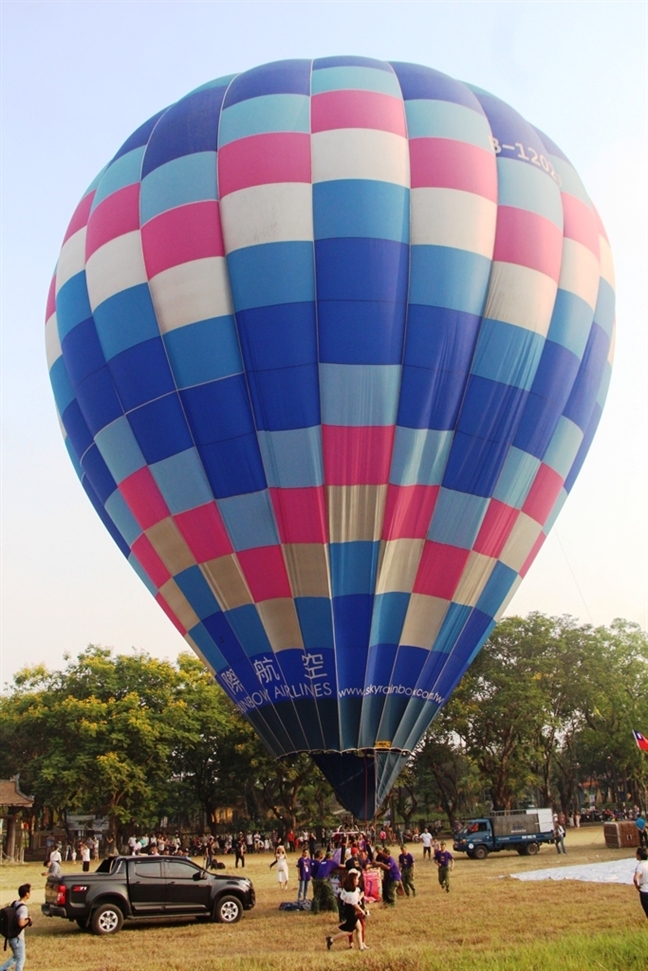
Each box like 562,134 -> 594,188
1,827 -> 645,971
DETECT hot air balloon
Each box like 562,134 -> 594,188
46,57 -> 614,819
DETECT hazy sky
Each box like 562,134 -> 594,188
1,0 -> 646,687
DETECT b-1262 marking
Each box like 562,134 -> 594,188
489,136 -> 562,186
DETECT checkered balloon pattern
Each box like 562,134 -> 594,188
46,58 -> 614,817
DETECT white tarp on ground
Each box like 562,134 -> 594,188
511,857 -> 637,885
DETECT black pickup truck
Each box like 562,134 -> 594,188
41,855 -> 255,934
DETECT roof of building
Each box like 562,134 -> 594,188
0,776 -> 34,808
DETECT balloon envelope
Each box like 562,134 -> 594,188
46,57 -> 614,818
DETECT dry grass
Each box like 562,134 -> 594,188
1,827 -> 645,971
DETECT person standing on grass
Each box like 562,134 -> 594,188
420,827 -> 432,860
374,848 -> 400,906
398,845 -> 416,897
80,841 -> 91,873
311,851 -> 338,913
310,850 -> 323,912
296,846 -> 312,901
204,836 -> 215,870
554,823 -> 567,854
0,884 -> 32,971
434,841 -> 454,893
41,856 -> 62,884
633,847 -> 648,919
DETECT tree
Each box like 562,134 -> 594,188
169,653 -> 261,831
389,763 -> 419,831
0,646 -> 341,838
444,614 -> 555,809
0,647 -> 195,838
410,727 -> 480,826
243,750 -> 333,831
412,615 -> 647,817
569,620 -> 648,812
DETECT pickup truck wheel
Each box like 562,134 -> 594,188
91,903 -> 124,935
526,842 -> 539,855
473,845 -> 489,860
214,895 -> 243,924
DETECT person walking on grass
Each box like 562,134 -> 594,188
270,844 -> 289,890
0,884 -> 32,971
633,847 -> 648,920
398,845 -> 416,897
325,871 -> 368,952
554,823 -> 567,854
434,841 -> 454,893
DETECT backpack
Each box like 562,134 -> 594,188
0,902 -> 20,949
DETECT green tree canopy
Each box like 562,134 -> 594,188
0,646 -> 339,836
424,614 -> 648,813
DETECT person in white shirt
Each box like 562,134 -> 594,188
325,870 -> 367,951
633,847 -> 648,920
0,884 -> 31,971
420,828 -> 433,860
80,842 -> 91,873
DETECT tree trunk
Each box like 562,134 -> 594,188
5,809 -> 17,862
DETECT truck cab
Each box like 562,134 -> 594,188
454,819 -> 497,859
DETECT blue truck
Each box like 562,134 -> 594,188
453,809 -> 555,859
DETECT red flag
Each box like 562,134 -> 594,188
633,730 -> 648,752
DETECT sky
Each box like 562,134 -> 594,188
1,0 -> 646,687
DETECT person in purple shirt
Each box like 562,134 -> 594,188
375,848 -> 401,906
434,841 -> 454,893
296,847 -> 312,901
398,845 -> 416,897
310,850 -> 332,913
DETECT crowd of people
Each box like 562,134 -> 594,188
255,827 -> 455,949
32,825 -> 455,956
